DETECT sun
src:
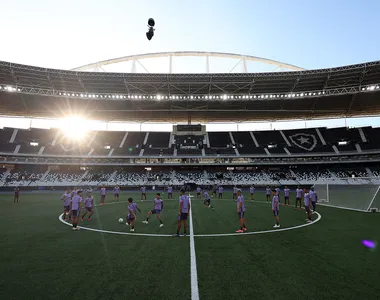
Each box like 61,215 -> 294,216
59,116 -> 88,140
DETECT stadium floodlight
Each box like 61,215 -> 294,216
338,141 -> 348,146
222,94 -> 227,100
146,18 -> 155,40
300,93 -> 304,97
368,85 -> 376,91
157,95 -> 162,100
376,85 -> 379,89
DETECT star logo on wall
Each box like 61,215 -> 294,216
289,133 -> 317,151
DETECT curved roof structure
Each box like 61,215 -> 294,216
0,58 -> 379,122
71,51 -> 305,73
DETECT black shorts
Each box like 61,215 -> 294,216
168,193 -> 172,197
71,210 -> 79,217
86,207 -> 92,212
284,196 -> 289,200
64,205 -> 70,211
273,209 -> 279,216
142,193 -> 146,196
150,209 -> 161,215
296,197 -> 301,201
204,199 -> 210,205
114,194 -> 119,197
178,213 -> 188,221
305,205 -> 311,213
238,211 -> 244,218
197,193 -> 201,196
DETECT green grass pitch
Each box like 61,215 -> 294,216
0,191 -> 379,300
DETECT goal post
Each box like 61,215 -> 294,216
313,178 -> 380,212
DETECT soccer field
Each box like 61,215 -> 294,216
0,191 -> 379,300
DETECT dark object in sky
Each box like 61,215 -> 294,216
146,18 -> 155,40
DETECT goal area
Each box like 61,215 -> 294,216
313,178 -> 380,212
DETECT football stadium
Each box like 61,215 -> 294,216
1,2 -> 380,300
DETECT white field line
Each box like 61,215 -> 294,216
189,197 -> 200,300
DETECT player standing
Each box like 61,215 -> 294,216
70,190 -> 83,230
126,198 -> 136,232
14,187 -> 20,203
61,189 -> 72,221
174,189 -> 191,237
236,189 -> 246,233
113,186 -> 120,201
304,188 -> 312,223
196,186 -> 201,199
142,193 -> 164,227
284,186 -> 290,206
250,185 -> 255,200
167,185 -> 173,200
310,187 -> 318,213
266,186 -> 271,201
218,186 -> 223,199
272,188 -> 280,228
295,186 -> 303,209
232,186 -> 238,200
81,191 -> 94,221
100,186 -> 106,204
140,186 -> 147,201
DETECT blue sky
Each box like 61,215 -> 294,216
0,0 -> 379,130
0,0 -> 379,70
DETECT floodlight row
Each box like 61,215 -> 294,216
0,84 -> 379,100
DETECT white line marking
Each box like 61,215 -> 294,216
58,204 -> 322,238
194,212 -> 322,237
189,197 -> 200,300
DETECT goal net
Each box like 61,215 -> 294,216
313,178 -> 380,212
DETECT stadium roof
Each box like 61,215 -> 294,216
0,59 -> 380,122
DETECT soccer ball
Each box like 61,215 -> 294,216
118,218 -> 124,223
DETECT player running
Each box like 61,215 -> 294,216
203,190 -> 214,209
126,198 -> 137,232
250,185 -> 255,200
232,186 -> 238,200
113,186 -> 120,201
100,186 -> 106,204
266,186 -> 271,201
81,191 -> 94,221
142,193 -> 164,227
167,185 -> 173,200
196,186 -> 202,199
140,186 -> 147,201
236,189 -> 246,233
310,187 -> 318,213
284,186 -> 290,206
14,187 -> 20,203
174,189 -> 191,237
70,190 -> 83,231
61,189 -> 72,221
272,189 -> 280,228
295,186 -> 303,209
304,188 -> 312,223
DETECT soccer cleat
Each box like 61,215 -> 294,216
126,223 -> 129,226
236,229 -> 244,233
72,227 -> 76,231
273,224 -> 280,228
183,233 -> 187,236
87,218 -> 91,221
306,220 -> 312,223
172,233 -> 180,237
159,224 -> 164,228
130,229 -> 135,232
80,218 -> 84,221
243,228 -> 247,232
142,221 -> 148,224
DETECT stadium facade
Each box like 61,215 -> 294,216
0,53 -> 380,211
